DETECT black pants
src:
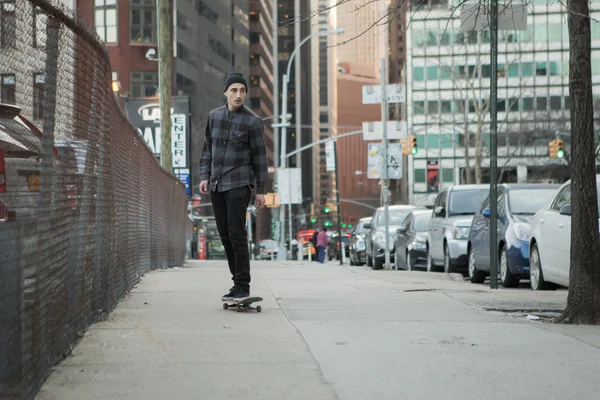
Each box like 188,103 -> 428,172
210,185 -> 252,289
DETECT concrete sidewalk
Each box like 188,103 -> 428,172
36,261 -> 337,400
38,260 -> 600,400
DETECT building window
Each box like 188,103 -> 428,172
130,71 -> 158,98
1,1 -> 16,49
94,0 -> 117,43
1,74 -> 15,104
250,54 -> 260,65
536,97 -> 547,111
550,96 -> 562,110
414,169 -> 426,183
250,32 -> 260,43
536,62 -> 547,76
130,0 -> 156,44
34,7 -> 47,48
250,76 -> 260,87
413,66 -> 424,81
414,101 -> 425,115
33,73 -> 45,119
208,34 -> 232,62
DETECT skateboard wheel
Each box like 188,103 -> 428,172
223,303 -> 228,310
256,306 -> 262,313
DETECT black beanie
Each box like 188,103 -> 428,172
224,72 -> 248,92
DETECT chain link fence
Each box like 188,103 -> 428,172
0,1 -> 191,398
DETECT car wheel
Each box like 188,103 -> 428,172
500,246 -> 519,288
373,249 -> 383,270
530,243 -> 557,291
443,243 -> 454,274
406,252 -> 413,271
468,246 -> 486,284
426,246 -> 435,272
395,251 -> 400,270
367,245 -> 373,267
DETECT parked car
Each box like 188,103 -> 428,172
328,233 -> 350,261
467,184 -> 560,287
256,239 -> 279,260
394,210 -> 431,270
365,204 -> 426,269
348,217 -> 371,265
426,184 -> 489,273
528,175 -> 600,290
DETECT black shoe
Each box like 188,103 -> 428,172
221,286 -> 236,301
232,286 -> 250,301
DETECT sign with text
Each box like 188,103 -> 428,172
174,168 -> 190,195
325,141 -> 335,171
362,84 -> 405,104
276,168 -> 303,204
367,143 -> 402,179
124,97 -> 190,169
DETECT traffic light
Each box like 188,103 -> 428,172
401,138 -> 409,155
311,216 -> 317,223
408,135 -> 418,155
556,139 -> 565,158
348,224 -> 353,228
548,139 -> 558,158
342,223 -> 347,228
324,207 -> 330,213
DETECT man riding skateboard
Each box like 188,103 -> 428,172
199,72 -> 267,301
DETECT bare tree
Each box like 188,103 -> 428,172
555,0 -> 600,325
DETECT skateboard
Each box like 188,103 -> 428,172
222,296 -> 263,313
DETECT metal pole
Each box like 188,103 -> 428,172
288,168 -> 293,260
489,0 -> 499,289
334,141 -> 343,265
278,74 -> 289,260
272,0 -> 279,247
380,58 -> 391,271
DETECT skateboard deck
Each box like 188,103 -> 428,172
222,296 -> 263,313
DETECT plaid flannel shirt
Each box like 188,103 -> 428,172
199,104 -> 268,194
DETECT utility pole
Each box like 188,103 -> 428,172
333,141 -> 343,265
158,0 -> 172,174
380,58 -> 391,271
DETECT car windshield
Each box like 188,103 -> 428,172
354,222 -> 368,234
412,214 -> 431,231
377,209 -> 413,226
448,189 -> 489,215
509,189 -> 560,215
261,241 -> 278,249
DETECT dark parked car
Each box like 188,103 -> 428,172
365,204 -> 426,269
328,233 -> 350,261
348,217 -> 371,266
394,210 -> 432,270
467,183 -> 560,287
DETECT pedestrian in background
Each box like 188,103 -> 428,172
199,72 -> 267,301
317,227 -> 329,263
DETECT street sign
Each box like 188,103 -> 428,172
362,121 -> 407,141
325,141 -> 335,171
362,84 -> 405,104
367,143 -> 402,179
174,168 -> 190,195
461,3 -> 527,32
277,168 -> 303,204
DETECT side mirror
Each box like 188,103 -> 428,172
396,227 -> 407,234
434,207 -> 445,217
364,223 -> 372,229
482,208 -> 491,218
559,204 -> 571,216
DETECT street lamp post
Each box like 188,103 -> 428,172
277,27 -> 344,261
